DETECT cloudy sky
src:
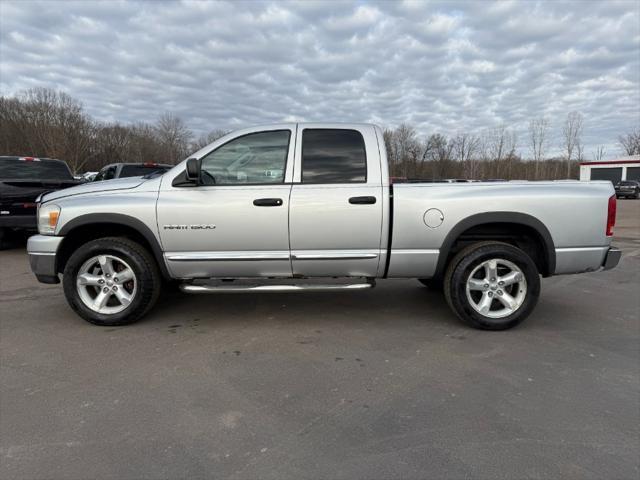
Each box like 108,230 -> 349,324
1,0 -> 638,158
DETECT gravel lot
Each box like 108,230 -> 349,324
1,201 -> 638,480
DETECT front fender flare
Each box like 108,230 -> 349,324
57,213 -> 170,279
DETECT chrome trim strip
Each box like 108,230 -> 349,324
181,283 -> 374,293
28,252 -> 56,256
555,247 -> 608,253
165,251 -> 290,262
291,253 -> 378,260
390,249 -> 440,255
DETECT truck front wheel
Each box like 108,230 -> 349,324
443,241 -> 540,330
62,237 -> 161,326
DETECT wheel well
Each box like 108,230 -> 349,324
57,223 -> 163,276
443,222 -> 551,277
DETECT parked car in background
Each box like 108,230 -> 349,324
81,171 -> 98,182
93,162 -> 172,181
0,156 -> 79,247
27,123 -> 620,331
614,180 -> 640,199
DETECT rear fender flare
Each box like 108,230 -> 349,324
434,212 -> 556,278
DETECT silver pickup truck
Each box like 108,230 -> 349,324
27,123 -> 621,330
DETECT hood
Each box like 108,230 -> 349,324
41,177 -> 146,203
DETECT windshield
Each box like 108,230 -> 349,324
119,165 -> 170,178
0,157 -> 73,180
618,181 -> 637,186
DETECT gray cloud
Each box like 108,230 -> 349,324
1,0 -> 638,158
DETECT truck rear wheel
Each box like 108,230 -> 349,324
443,241 -> 540,330
62,237 -> 161,326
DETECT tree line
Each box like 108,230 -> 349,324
0,88 -> 220,174
384,115 -> 638,181
1,88 -> 638,178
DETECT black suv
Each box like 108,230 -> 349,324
615,180 -> 640,199
93,162 -> 172,181
0,156 -> 79,247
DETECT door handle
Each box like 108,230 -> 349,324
349,196 -> 377,205
253,198 -> 283,207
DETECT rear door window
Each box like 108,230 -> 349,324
301,129 -> 367,184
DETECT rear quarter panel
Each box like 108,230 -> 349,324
388,181 -> 614,277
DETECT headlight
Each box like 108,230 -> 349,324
38,204 -> 61,235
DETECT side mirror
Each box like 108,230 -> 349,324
185,158 -> 200,183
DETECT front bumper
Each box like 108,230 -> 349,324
27,235 -> 64,284
602,246 -> 621,271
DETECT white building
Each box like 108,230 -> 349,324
579,155 -> 640,183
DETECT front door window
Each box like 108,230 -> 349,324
199,130 -> 290,185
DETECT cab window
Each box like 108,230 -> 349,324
199,130 -> 290,185
301,129 -> 367,184
93,166 -> 115,182
103,166 -> 116,180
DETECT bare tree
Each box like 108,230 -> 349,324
422,133 -> 454,179
485,125 -> 517,179
452,133 -> 480,179
593,146 -> 606,161
390,124 -> 418,177
528,117 -> 549,179
0,88 -> 95,173
618,128 -> 640,156
154,112 -> 192,164
191,129 -> 229,152
562,111 -> 584,178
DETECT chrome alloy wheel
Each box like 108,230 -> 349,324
465,258 -> 527,319
76,255 -> 137,314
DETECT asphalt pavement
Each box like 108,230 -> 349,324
1,201 -> 638,480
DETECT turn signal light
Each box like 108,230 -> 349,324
49,211 -> 59,229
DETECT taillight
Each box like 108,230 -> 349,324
606,194 -> 616,237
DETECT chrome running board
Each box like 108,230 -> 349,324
180,280 -> 375,294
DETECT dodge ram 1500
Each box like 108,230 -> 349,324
27,123 -> 621,330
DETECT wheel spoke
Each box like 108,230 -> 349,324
497,292 -> 517,311
485,260 -> 498,280
92,290 -> 111,310
98,255 -> 115,276
468,278 -> 487,291
477,292 -> 493,314
114,289 -> 132,307
117,267 -> 135,283
499,271 -> 521,286
77,273 -> 102,286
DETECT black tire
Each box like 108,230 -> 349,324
63,237 -> 161,326
418,278 -> 443,291
443,241 -> 540,330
